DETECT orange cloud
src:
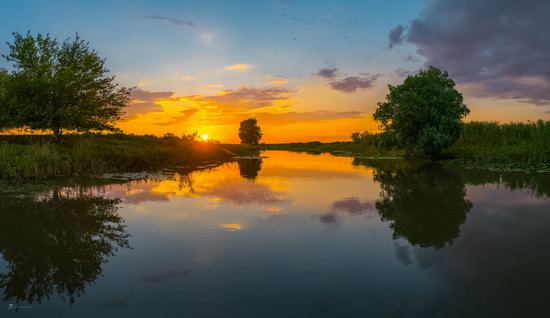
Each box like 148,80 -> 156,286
224,63 -> 251,71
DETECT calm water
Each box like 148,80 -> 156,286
2,151 -> 550,317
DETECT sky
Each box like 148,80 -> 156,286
1,0 -> 549,142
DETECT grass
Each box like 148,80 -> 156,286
264,121 -> 550,172
0,134 -> 256,181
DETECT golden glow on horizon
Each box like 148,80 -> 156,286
202,134 -> 209,141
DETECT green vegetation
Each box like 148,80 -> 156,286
373,66 -> 469,157
239,118 -> 262,145
0,134 -> 256,181
265,121 -> 550,172
448,120 -> 550,170
1,32 -> 130,139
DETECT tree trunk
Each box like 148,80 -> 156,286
52,127 -> 63,143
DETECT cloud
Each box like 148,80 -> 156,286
224,64 -> 251,71
251,110 -> 363,125
399,0 -> 550,104
204,86 -> 292,110
317,68 -> 338,78
135,15 -> 194,27
154,108 -> 199,126
124,88 -> 174,119
280,14 -> 316,26
395,68 -> 413,77
270,77 -> 289,85
388,24 -> 405,49
404,55 -> 422,62
200,32 -> 214,44
329,74 -> 380,93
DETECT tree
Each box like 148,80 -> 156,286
0,68 -> 10,128
1,32 -> 131,139
239,118 -> 262,145
373,66 -> 469,157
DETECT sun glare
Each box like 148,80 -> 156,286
202,134 -> 209,141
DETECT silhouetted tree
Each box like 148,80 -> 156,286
373,67 -> 469,157
0,187 -> 129,305
1,32 -> 131,140
237,158 -> 263,180
239,118 -> 262,145
354,159 -> 472,249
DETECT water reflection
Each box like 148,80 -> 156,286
0,187 -> 129,306
237,158 -> 263,180
354,159 -> 472,249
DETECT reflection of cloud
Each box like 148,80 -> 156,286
103,182 -> 171,205
209,180 -> 283,205
224,64 -> 251,71
331,197 -> 374,215
139,269 -> 190,283
97,296 -> 130,310
394,241 -> 412,266
220,223 -> 243,231
403,193 -> 550,316
318,197 -> 376,224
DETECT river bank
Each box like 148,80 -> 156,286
0,134 -> 257,181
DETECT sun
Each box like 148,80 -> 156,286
201,134 -> 209,141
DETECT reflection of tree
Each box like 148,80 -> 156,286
237,158 -> 263,180
0,188 -> 129,305
356,159 -> 472,249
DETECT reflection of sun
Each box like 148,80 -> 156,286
201,134 -> 209,141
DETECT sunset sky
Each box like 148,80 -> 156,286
1,0 -> 549,142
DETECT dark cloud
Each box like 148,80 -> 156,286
123,88 -> 174,119
404,55 -> 422,62
329,73 -> 381,93
135,15 -> 195,27
395,68 -> 413,77
131,88 -> 173,101
388,24 -> 405,49
401,0 -> 550,104
317,68 -> 338,78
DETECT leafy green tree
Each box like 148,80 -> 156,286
373,67 -> 469,157
0,69 -> 9,127
1,32 -> 131,139
239,118 -> 262,145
